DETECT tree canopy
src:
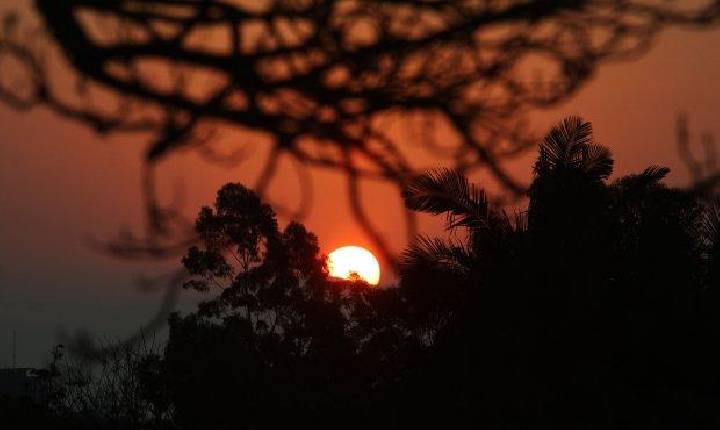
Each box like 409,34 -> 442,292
40,116 -> 719,429
168,181 -> 413,428
14,116 -> 720,428
3,2 -> 719,352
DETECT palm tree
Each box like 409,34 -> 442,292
395,116 -> 720,427
400,117 -> 613,266
528,117 -> 615,237
397,116 -> 618,344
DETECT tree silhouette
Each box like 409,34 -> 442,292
164,182 -> 414,428
25,115 -> 720,428
396,116 -> 720,427
3,1 -> 719,355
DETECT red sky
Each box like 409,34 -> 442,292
1,16 -> 720,366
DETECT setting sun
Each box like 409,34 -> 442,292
327,246 -> 380,285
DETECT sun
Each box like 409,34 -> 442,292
327,246 -> 380,286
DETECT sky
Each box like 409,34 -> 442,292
1,6 -> 720,367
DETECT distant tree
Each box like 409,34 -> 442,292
47,339 -> 171,429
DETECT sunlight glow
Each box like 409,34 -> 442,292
327,246 -> 380,285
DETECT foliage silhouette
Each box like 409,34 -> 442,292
165,182 -> 414,428
3,1 -> 719,356
20,115 -> 720,428
61,116 -> 712,428
398,116 -> 720,427
1,340 -> 170,430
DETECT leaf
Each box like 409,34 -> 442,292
582,145 -> 614,179
637,165 -> 670,183
615,166 -> 670,192
400,235 -> 472,274
402,168 -> 489,230
535,116 -> 593,174
534,116 -> 614,180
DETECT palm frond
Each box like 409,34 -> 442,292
402,168 -> 489,229
534,116 -> 616,182
535,116 -> 593,175
639,165 -> 671,183
615,166 -> 670,191
400,235 -> 472,273
581,145 -> 614,179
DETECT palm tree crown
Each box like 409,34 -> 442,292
534,116 -> 614,180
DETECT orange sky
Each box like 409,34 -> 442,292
1,17 -> 720,366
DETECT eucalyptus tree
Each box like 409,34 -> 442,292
165,182 -> 412,429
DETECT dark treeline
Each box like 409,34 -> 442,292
7,116 -> 720,429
